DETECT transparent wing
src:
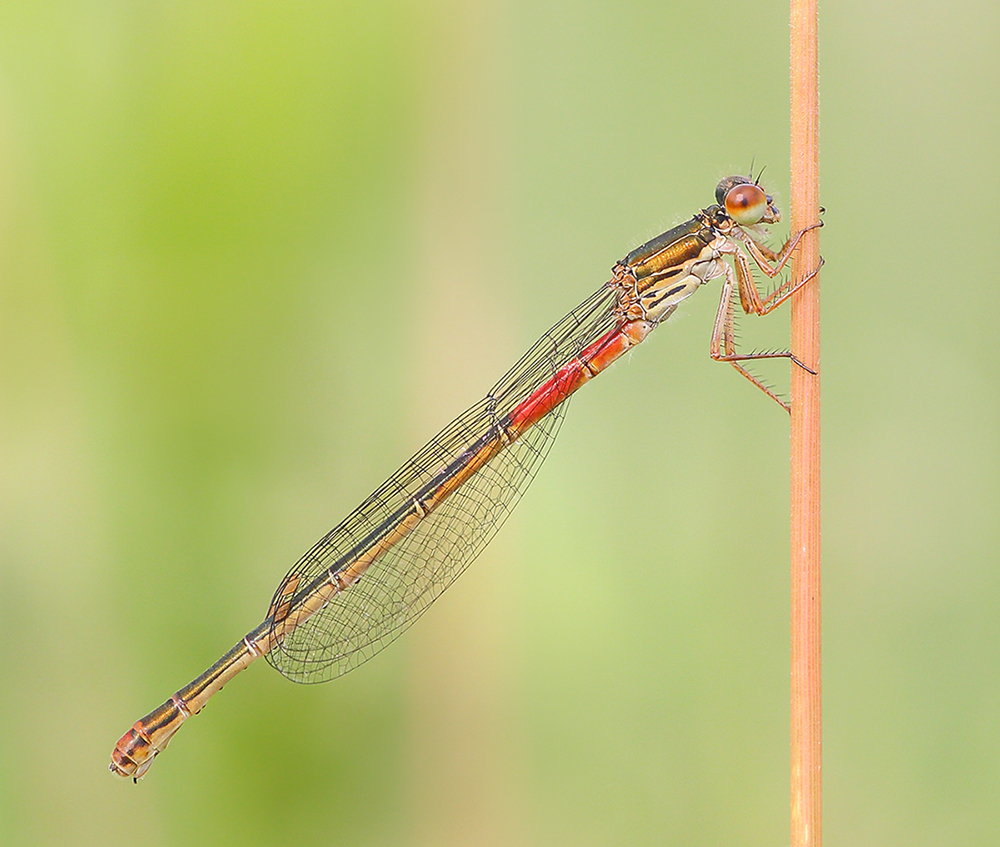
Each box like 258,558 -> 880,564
265,284 -> 621,683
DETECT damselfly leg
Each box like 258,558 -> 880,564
710,221 -> 823,411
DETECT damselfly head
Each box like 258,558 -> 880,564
715,175 -> 780,226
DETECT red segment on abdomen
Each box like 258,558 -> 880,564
508,321 -> 648,434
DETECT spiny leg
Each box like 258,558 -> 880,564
741,220 -> 822,278
710,263 -> 799,411
706,216 -> 824,409
739,221 -> 823,314
734,242 -> 825,320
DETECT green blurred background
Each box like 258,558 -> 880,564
2,1 -> 998,845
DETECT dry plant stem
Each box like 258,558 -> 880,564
789,0 -> 822,846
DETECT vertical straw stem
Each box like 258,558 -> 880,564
789,1 -> 822,846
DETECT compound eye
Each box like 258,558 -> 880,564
725,183 -> 767,225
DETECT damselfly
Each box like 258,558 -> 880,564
110,175 -> 821,780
